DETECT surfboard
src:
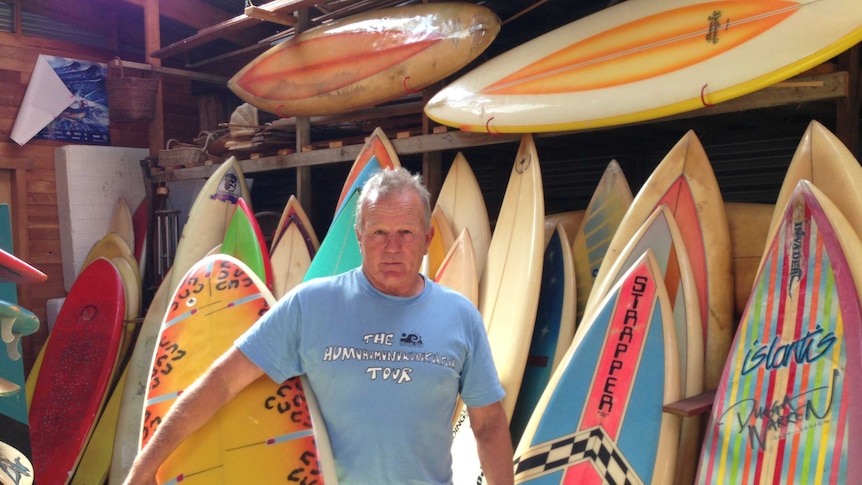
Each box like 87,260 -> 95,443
81,232 -> 139,284
70,255 -> 144,485
132,196 -> 149,275
222,197 -> 273,288
269,195 -> 319,300
434,227 -> 480,427
571,159 -> 633,325
424,0 -> 862,133
0,204 -> 17,305
114,160 -> 249,482
452,134 -> 544,484
584,204 -> 704,485
423,205 -> 456,277
0,249 -> 45,285
109,268 -> 173,485
544,211 -> 583,247
0,300 -> 38,461
588,130 -> 732,391
109,196 -> 135,256
510,223 -> 577,445
435,152 -> 492,277
229,2 -> 500,117
0,440 -> 33,485
435,228 -> 479,308
141,254 -> 333,484
696,180 -> 862,485
168,156 -> 250,303
29,258 -> 125,485
765,120 -> 862,261
334,127 -> 401,219
514,250 -> 681,485
303,189 -> 363,282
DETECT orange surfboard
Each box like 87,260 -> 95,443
230,3 -> 499,117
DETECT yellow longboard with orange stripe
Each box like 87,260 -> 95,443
141,254 -> 334,484
425,0 -> 862,133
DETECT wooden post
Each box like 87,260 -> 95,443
144,0 -> 165,157
422,81 -> 443,206
295,9 -> 313,214
836,44 -> 860,156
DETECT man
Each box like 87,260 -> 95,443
124,167 -> 514,484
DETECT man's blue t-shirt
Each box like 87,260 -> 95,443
236,268 -> 504,484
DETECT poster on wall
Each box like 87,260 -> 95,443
35,55 -> 110,145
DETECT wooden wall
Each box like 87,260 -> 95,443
0,30 -> 200,375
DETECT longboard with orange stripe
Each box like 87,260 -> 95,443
514,250 -> 680,485
229,3 -> 499,117
425,0 -> 862,133
696,181 -> 862,484
141,254 -> 333,484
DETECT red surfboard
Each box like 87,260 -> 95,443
29,258 -> 125,485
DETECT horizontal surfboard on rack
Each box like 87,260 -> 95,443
229,2 -> 500,117
424,0 -> 862,133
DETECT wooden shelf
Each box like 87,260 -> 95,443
147,70 -> 849,183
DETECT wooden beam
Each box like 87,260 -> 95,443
245,5 -> 298,27
145,0 -> 164,158
664,71 -> 848,122
836,45 -> 860,155
116,59 -> 228,85
150,0 -> 320,59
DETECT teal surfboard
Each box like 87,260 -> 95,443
303,189 -> 362,282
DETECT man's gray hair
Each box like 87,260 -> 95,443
355,167 -> 432,230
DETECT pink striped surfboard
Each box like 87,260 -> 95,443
696,180 -> 862,484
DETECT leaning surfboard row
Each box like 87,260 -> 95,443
508,119 -> 862,485
15,119 -> 861,485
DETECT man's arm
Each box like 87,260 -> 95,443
469,400 -> 514,485
123,346 -> 265,485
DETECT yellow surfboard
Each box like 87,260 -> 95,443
571,159 -> 633,325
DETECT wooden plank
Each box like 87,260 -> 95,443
145,0 -> 164,158
245,5 -> 298,27
664,71 -> 848,121
836,46 -> 860,154
150,0 -> 320,59
662,390 -> 717,417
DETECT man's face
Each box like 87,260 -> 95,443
356,189 -> 433,297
